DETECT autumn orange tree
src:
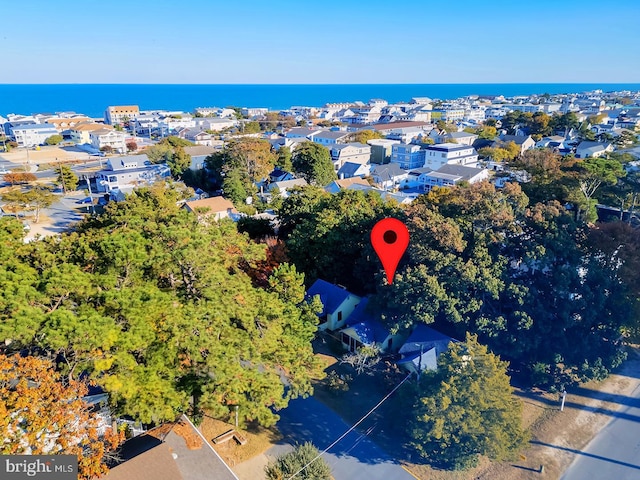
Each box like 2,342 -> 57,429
0,354 -> 123,480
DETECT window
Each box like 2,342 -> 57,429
337,311 -> 343,321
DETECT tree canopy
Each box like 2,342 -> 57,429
291,141 -> 337,186
0,354 -> 123,479
0,184 -> 324,427
265,442 -> 332,480
408,334 -> 527,470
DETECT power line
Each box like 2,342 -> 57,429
285,371 -> 413,480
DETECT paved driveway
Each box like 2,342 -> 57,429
268,396 -> 414,480
561,382 -> 640,480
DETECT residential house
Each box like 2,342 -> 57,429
90,129 -> 127,153
241,107 -> 268,118
307,279 -> 360,331
368,139 -> 400,164
432,108 -> 465,122
400,167 -> 433,190
203,117 -> 237,131
329,143 -> 371,170
267,178 -> 308,199
535,135 -> 572,154
310,130 -> 351,146
575,141 -> 614,159
103,415 -> 238,480
11,123 -> 59,147
390,143 -> 425,170
325,177 -> 371,194
362,121 -> 431,142
371,163 -> 409,190
498,134 -> 536,155
464,108 -> 486,123
45,116 -> 92,132
284,127 -> 322,139
396,325 -> 457,374
183,196 -> 238,221
340,298 -> 407,353
183,145 -> 220,170
423,143 -> 479,169
440,131 -> 479,146
104,105 -> 140,125
421,164 -> 489,192
268,168 -> 296,183
337,162 -> 371,179
96,155 -> 170,192
70,122 -> 114,145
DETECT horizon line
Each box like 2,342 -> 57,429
2,82 -> 640,86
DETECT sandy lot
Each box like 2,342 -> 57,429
0,146 -> 93,165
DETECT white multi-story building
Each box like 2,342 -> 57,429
90,129 -> 127,153
12,124 -> 59,147
329,143 -> 371,170
104,105 -> 140,125
96,155 -> 170,192
423,143 -> 479,169
70,122 -> 114,144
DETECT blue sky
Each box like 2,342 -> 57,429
3,0 -> 640,83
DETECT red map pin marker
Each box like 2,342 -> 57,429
371,218 -> 409,285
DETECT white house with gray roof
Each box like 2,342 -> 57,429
421,164 -> 489,192
11,123 -> 59,147
310,130 -> 351,145
96,154 -> 170,192
424,143 -> 479,169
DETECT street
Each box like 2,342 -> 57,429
561,382 -> 640,480
269,396 -> 414,480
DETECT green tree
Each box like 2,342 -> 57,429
0,184 -> 324,426
223,169 -> 250,205
277,146 -> 293,172
291,141 -> 337,186
54,164 -> 79,193
243,121 -> 261,134
409,334 -> 527,470
265,442 -> 332,480
44,134 -> 63,145
145,143 -> 174,164
168,147 -> 191,178
158,136 -> 194,148
1,186 -> 56,222
281,187 -> 399,293
575,157 -> 626,222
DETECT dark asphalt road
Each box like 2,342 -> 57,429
561,382 -> 640,480
270,396 -> 415,480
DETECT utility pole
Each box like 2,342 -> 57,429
57,158 -> 66,195
85,176 -> 96,215
560,390 -> 567,411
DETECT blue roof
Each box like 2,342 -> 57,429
344,298 -> 390,344
307,279 -> 353,316
398,324 -> 456,356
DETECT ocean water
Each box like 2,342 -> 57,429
1,83 -> 639,118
